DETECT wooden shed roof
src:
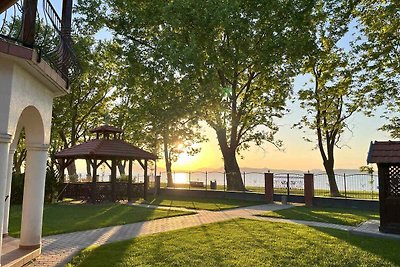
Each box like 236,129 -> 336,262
367,141 -> 400,164
55,139 -> 157,160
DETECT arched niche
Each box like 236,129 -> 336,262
10,105 -> 46,150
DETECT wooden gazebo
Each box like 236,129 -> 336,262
55,125 -> 157,203
368,141 -> 400,234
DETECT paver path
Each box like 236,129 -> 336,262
32,204 -> 288,266
31,203 -> 355,267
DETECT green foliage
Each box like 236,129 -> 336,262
10,173 -> 24,205
261,206 -> 379,226
67,219 -> 400,267
10,167 -> 62,205
353,1 -> 400,138
76,0 -> 316,183
359,165 -> 374,175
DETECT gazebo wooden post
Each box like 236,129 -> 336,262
111,159 -> 117,202
91,159 -> 97,203
59,159 -> 66,183
128,159 -> 133,202
144,160 -> 148,201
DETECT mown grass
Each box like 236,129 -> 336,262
9,203 -> 193,237
260,206 -> 379,226
141,196 -> 264,211
67,218 -> 400,267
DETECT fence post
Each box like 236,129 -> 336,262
264,172 -> 274,203
205,171 -> 208,190
286,173 -> 290,196
304,173 -> 314,207
155,175 -> 161,196
223,172 -> 226,191
344,173 -> 347,198
189,172 -> 191,190
243,172 -> 246,189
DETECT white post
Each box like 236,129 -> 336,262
3,148 -> 15,237
0,134 -> 12,266
19,144 -> 48,250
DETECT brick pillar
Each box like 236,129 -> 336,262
264,173 -> 274,203
304,173 -> 314,207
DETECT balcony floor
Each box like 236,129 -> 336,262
1,236 -> 40,267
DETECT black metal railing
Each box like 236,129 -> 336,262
156,170 -> 379,200
0,0 -> 79,82
314,173 -> 378,200
274,173 -> 305,196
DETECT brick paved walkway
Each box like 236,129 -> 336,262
30,203 -> 357,267
31,204 -> 290,266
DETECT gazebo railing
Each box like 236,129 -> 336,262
60,182 -> 145,202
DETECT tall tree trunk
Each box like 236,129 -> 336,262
323,146 -> 340,197
163,130 -> 174,187
216,128 -> 245,191
222,148 -> 244,191
117,161 -> 126,176
67,162 -> 77,181
323,160 -> 340,197
13,149 -> 26,175
86,159 -> 92,178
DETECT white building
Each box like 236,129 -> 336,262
0,1 -> 74,266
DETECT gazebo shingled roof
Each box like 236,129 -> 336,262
367,141 -> 400,164
55,139 -> 157,160
55,124 -> 157,203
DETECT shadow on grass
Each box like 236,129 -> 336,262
146,195 -> 263,211
9,202 -> 191,237
262,206 -> 379,226
312,226 -> 400,266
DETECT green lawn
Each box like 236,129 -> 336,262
141,196 -> 264,211
9,203 -> 193,237
67,218 -> 400,267
260,206 -> 379,226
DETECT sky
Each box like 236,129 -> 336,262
169,87 -> 390,172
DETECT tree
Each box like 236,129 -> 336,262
77,0 -> 316,190
360,165 -> 374,175
51,37 -> 119,178
110,64 -> 206,186
296,0 -> 363,196
353,1 -> 400,137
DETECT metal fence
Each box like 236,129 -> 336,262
159,171 -> 266,193
158,171 -> 379,200
314,173 -> 378,200
274,173 -> 305,196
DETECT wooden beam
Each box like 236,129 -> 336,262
143,160 -> 148,201
22,0 -> 38,47
91,159 -> 97,203
0,0 -> 17,14
128,160 -> 133,202
111,159 -> 117,202
62,0 -> 73,34
137,159 -> 145,169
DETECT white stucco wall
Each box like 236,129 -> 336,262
0,55 -> 55,145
